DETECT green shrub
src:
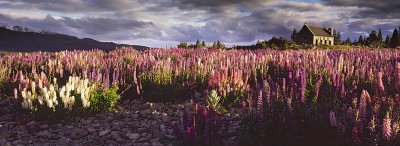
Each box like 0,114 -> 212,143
123,56 -> 134,64
90,86 -> 121,112
207,90 -> 228,114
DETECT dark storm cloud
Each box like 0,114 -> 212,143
0,0 -> 139,12
321,0 -> 400,19
61,17 -> 154,35
0,12 -> 159,40
0,0 -> 398,47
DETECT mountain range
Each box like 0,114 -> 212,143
0,26 -> 148,52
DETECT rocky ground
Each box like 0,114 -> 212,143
0,97 -> 243,146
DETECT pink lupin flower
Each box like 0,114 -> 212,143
376,72 -> 385,94
382,112 -> 392,140
395,63 -> 400,90
392,122 -> 399,137
13,88 -> 18,99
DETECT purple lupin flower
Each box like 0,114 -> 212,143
287,97 -> 293,114
257,90 -> 263,128
396,63 -> 400,91
173,123 -> 181,139
288,71 -> 293,97
247,92 -> 253,111
300,69 -> 306,103
329,111 -> 337,127
203,107 -> 209,145
346,107 -> 355,123
315,74 -> 322,100
352,125 -> 361,144
331,73 -> 336,88
183,108 -> 189,129
340,76 -> 345,98
359,90 -> 369,123
392,122 -> 399,137
282,78 -> 286,98
263,80 -> 271,105
184,127 -> 193,144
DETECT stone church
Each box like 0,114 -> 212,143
293,24 -> 335,46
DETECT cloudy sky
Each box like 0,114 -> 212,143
0,0 -> 399,47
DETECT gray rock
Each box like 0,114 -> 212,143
87,128 -> 96,133
126,133 -> 140,140
106,140 -> 118,145
166,129 -> 174,135
161,115 -> 170,122
56,137 -> 71,146
26,121 -> 36,127
0,114 -> 12,121
165,134 -> 175,139
0,138 -> 8,144
99,129 -> 111,136
70,128 -> 88,139
151,141 -> 164,146
159,124 -> 166,131
138,137 -> 149,142
38,130 -> 51,137
110,131 -> 121,139
39,124 -> 49,129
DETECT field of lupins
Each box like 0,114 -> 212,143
2,47 -> 400,145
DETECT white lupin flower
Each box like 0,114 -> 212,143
31,81 -> 36,95
38,79 -> 43,89
19,75 -> 94,111
52,90 -> 58,105
21,88 -> 27,99
54,78 -> 58,89
68,96 -> 75,110
60,86 -> 66,98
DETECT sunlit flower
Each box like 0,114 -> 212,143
382,112 -> 392,140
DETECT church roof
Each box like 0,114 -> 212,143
305,25 -> 333,37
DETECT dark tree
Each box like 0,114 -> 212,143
216,40 -> 225,49
291,28 -> 297,42
177,42 -> 188,49
391,29 -> 399,48
195,39 -> 202,49
343,37 -> 352,45
334,30 -> 341,45
201,41 -> 206,48
384,35 -> 391,48
366,30 -> 380,48
358,35 -> 364,45
378,29 -> 383,42
212,42 -> 217,49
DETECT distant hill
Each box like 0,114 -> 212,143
0,26 -> 148,52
